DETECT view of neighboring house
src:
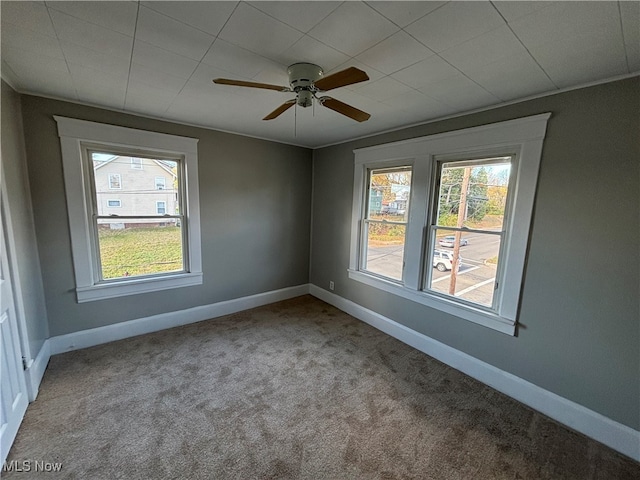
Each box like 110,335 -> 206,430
93,155 -> 178,228
382,185 -> 410,215
369,188 -> 383,214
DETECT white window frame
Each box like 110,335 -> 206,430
156,201 -> 166,215
360,165 -> 413,282
108,173 -> 121,190
348,114 -> 551,335
130,157 -> 143,169
55,116 -> 202,303
107,199 -> 121,208
155,176 -> 166,190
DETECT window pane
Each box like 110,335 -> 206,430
368,167 -> 411,222
96,220 -> 183,280
364,222 -> 406,281
108,173 -> 121,189
436,159 -> 511,231
130,157 -> 143,169
92,153 -> 179,216
427,230 -> 502,308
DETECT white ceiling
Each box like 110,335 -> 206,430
2,1 -> 638,148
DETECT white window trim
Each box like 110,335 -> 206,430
156,201 -> 166,214
107,199 -> 121,208
108,173 -> 122,190
155,176 -> 166,190
55,116 -> 202,303
349,113 -> 551,335
130,157 -> 143,169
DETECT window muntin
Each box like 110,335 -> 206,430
349,114 -> 550,335
55,116 -> 202,303
361,166 -> 412,282
89,150 -> 185,281
425,157 -> 512,311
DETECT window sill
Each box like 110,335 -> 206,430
76,272 -> 203,303
347,269 -> 516,335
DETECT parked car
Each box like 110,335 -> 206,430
433,250 -> 462,272
381,206 -> 406,216
438,235 -> 468,248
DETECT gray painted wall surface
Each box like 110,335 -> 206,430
1,81 -> 49,357
20,95 -> 312,337
310,78 -> 640,429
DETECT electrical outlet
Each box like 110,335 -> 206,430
329,281 -> 335,291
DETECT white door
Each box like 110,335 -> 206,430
0,194 -> 29,464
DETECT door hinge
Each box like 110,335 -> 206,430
22,356 -> 28,370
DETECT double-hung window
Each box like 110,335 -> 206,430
108,173 -> 121,189
349,114 -> 550,335
425,156 -> 512,310
361,167 -> 412,282
156,201 -> 167,215
55,116 -> 202,303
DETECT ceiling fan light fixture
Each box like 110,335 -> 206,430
297,90 -> 314,108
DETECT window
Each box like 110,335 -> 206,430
349,114 -> 551,335
425,156 -> 511,309
55,116 -> 202,303
361,167 -> 412,282
155,176 -> 166,190
130,157 -> 143,169
108,173 -> 121,189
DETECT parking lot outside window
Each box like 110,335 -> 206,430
425,156 -> 513,311
348,114 -> 550,335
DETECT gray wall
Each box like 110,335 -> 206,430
310,78 -> 640,430
1,81 -> 49,357
20,94 -> 312,337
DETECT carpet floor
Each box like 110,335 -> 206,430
5,295 -> 639,479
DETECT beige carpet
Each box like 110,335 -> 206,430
5,296 -> 639,479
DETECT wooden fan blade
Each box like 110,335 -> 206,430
213,78 -> 291,92
314,67 -> 369,91
320,97 -> 371,122
263,100 -> 296,120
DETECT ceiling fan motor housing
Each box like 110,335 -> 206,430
287,63 -> 324,88
288,63 -> 324,108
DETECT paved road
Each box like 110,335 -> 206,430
366,233 -> 501,307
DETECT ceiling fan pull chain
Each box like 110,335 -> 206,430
294,103 -> 297,138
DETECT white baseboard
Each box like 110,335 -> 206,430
49,284 -> 310,355
309,284 -> 640,462
25,339 -> 51,402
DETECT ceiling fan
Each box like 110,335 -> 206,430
213,63 -> 371,122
